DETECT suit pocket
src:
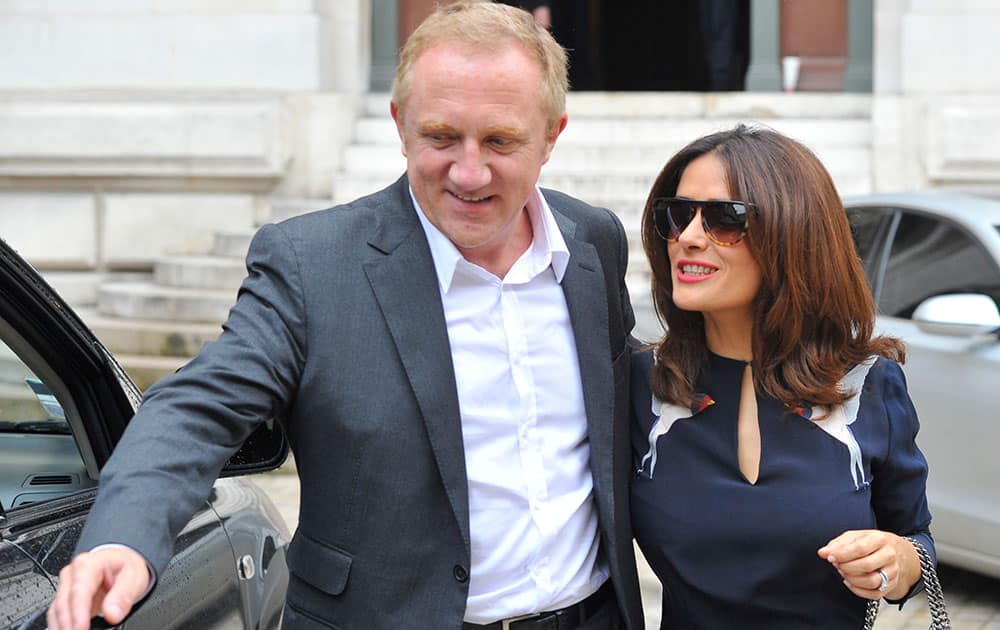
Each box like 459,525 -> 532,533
283,601 -> 342,630
287,532 -> 353,595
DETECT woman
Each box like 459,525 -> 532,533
631,125 -> 935,628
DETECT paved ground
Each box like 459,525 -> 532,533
250,467 -> 1000,629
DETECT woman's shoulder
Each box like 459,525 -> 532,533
630,346 -> 656,400
629,346 -> 659,425
852,355 -> 918,437
630,345 -> 656,374
859,355 -> 908,394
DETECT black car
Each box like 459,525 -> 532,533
0,238 -> 290,629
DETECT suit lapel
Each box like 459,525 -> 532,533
553,211 -> 616,520
362,178 -> 470,551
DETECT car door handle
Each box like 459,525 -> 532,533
238,554 -> 256,580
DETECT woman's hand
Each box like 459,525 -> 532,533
818,530 -> 920,601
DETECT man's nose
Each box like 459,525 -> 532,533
449,142 -> 491,191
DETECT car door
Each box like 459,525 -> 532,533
0,322 -> 248,630
848,205 -> 1000,577
0,238 -> 289,628
0,538 -> 52,630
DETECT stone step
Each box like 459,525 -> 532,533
341,144 -> 871,177
212,229 -> 255,258
626,257 -> 651,276
363,92 -> 872,120
39,271 -> 151,309
154,255 -> 248,290
327,169 -> 653,220
115,354 -> 190,391
333,169 -> 873,206
80,310 -> 223,358
624,224 -> 650,258
98,282 -> 237,323
574,117 -> 874,148
629,287 -> 663,344
269,198 -> 335,223
355,117 -> 872,148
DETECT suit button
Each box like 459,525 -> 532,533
453,565 -> 469,583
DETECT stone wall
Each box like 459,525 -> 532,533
4,0 -> 1000,307
0,0 -> 369,304
873,0 -> 1000,194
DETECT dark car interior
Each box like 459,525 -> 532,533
848,206 -> 1000,319
0,317 -> 99,512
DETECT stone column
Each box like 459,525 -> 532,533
844,0 -> 874,92
872,0 -> 905,94
0,1 -> 338,293
746,0 -> 782,91
371,0 -> 400,91
872,0 -> 1000,193
316,0 -> 372,93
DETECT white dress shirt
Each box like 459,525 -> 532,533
412,188 -> 608,624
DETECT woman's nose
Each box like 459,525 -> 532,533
676,209 -> 708,247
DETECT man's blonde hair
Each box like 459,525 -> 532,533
391,1 -> 568,129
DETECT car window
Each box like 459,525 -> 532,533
0,346 -> 55,423
847,207 -> 888,267
846,206 -> 895,288
0,326 -> 96,512
879,212 -> 1000,318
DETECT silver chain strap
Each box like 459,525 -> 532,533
862,536 -> 950,629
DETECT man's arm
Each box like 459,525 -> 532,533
608,206 -> 635,337
47,222 -> 309,629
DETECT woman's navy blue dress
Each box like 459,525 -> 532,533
630,350 -> 934,629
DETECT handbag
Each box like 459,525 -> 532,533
862,536 -> 951,629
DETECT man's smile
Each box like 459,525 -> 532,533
450,191 -> 492,203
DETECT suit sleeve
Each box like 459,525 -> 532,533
76,222 -> 307,575
607,208 -> 635,338
871,359 -> 935,606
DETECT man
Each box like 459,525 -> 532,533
47,2 -> 642,629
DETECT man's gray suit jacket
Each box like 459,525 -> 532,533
79,175 -> 643,629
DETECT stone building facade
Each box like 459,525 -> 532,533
1,0 -> 998,305
0,0 -> 371,302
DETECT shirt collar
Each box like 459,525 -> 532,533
410,186 -> 571,292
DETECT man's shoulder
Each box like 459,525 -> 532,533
540,187 -> 625,250
272,177 -> 410,241
540,187 -> 611,221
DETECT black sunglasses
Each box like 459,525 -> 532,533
652,197 -> 754,246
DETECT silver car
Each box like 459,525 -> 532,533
844,191 -> 1000,580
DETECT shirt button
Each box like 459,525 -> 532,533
453,564 -> 469,583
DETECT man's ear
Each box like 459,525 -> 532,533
390,101 -> 407,157
541,112 -> 569,164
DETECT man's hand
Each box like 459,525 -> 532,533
47,546 -> 150,630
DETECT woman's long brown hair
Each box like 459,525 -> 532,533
640,125 -> 904,408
